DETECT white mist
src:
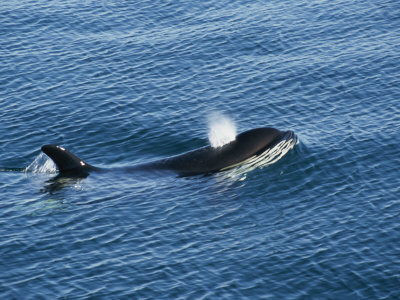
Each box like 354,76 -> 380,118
207,112 -> 237,148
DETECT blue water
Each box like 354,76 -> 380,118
1,0 -> 400,298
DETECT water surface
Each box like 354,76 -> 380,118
1,0 -> 399,298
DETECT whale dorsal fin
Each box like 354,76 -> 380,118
41,144 -> 98,174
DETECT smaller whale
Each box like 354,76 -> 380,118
41,127 -> 297,177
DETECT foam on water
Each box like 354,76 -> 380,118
220,132 -> 298,180
25,153 -> 57,174
207,112 -> 237,148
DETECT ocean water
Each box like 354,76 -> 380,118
1,0 -> 400,298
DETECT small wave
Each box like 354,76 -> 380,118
207,112 -> 237,148
220,133 -> 298,180
25,153 -> 57,174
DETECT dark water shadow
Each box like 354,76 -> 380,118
40,173 -> 88,195
0,167 -> 26,173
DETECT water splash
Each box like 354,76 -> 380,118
25,153 -> 57,174
218,133 -> 298,181
207,112 -> 237,148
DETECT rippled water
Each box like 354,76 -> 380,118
1,0 -> 400,298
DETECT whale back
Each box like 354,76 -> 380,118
156,127 -> 284,175
41,127 -> 292,176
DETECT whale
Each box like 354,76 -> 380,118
41,127 -> 297,177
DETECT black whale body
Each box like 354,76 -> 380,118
41,127 -> 295,177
